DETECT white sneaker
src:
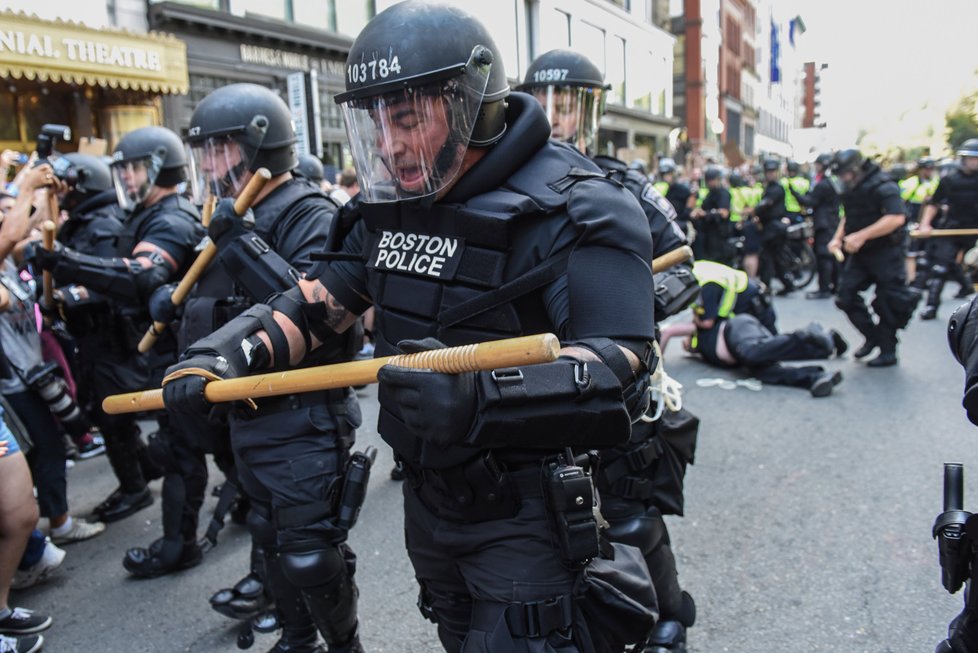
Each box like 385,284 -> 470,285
11,539 -> 66,590
50,517 -> 105,545
0,633 -> 44,653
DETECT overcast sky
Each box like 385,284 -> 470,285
789,0 -> 978,152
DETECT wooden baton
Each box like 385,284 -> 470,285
910,228 -> 978,238
104,333 -> 560,415
41,220 -> 56,309
137,170 -> 271,353
652,245 -> 694,273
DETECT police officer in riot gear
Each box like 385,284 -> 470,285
656,158 -> 694,238
789,153 -> 841,299
157,82 -> 363,652
47,153 -> 125,445
295,153 -> 327,191
162,3 -> 658,650
916,140 -> 978,320
521,48 -> 697,652
781,160 -> 810,222
691,166 -> 732,263
32,126 -> 202,523
829,148 -> 917,367
748,158 -> 793,294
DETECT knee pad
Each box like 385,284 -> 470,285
604,509 -> 667,558
146,431 -> 180,473
279,544 -> 348,590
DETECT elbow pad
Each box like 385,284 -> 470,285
52,249 -> 140,302
217,233 -> 302,304
464,356 -> 633,450
183,304 -> 289,374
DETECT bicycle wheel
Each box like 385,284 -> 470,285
783,241 -> 816,289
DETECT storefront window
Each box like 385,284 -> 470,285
100,105 -> 161,152
22,91 -> 72,146
292,0 -> 330,31
0,92 -> 17,141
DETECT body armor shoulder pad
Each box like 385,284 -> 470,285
252,181 -> 332,245
491,140 -> 606,213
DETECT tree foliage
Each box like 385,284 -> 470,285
946,87 -> 978,149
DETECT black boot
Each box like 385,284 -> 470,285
123,537 -> 202,578
853,339 -> 878,359
920,305 -> 939,320
93,486 -> 153,523
923,277 -> 945,320
867,351 -> 898,367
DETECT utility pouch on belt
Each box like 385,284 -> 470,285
545,451 -> 600,569
335,446 -> 377,531
653,267 -> 700,319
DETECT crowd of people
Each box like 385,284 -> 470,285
0,2 -> 977,653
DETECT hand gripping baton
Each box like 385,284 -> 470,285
103,333 -> 561,415
137,169 -> 271,353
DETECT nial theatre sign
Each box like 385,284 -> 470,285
0,11 -> 188,94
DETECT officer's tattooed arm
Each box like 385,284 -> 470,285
258,277 -> 361,368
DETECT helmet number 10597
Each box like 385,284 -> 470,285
533,68 -> 569,83
348,56 -> 402,84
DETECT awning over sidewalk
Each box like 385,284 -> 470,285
0,11 -> 189,94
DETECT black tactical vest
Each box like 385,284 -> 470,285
938,171 -> 978,227
841,167 -> 903,248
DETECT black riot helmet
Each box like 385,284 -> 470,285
761,158 -> 781,173
334,1 -> 509,203
110,126 -> 188,211
658,157 -> 677,177
518,49 -> 610,154
53,152 -> 112,212
786,160 -> 801,176
830,149 -> 864,176
729,171 -> 746,187
814,153 -> 833,170
629,159 -> 648,176
295,153 -> 324,183
958,139 -> 978,157
185,83 -> 297,202
917,156 -> 937,169
704,166 -> 724,183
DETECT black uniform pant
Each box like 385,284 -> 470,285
835,244 -> 913,354
403,467 -> 588,653
229,395 -> 360,649
154,412 -> 216,546
924,235 -> 974,309
759,220 -> 791,290
813,225 -> 839,293
724,314 -> 833,389
89,349 -> 157,494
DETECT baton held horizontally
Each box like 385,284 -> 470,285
104,333 -> 560,415
911,228 -> 978,238
651,245 -> 694,273
137,170 -> 271,353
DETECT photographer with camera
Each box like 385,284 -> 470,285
0,161 -> 105,548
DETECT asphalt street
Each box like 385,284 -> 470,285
10,290 -> 978,653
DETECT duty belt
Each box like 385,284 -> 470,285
406,454 -> 545,524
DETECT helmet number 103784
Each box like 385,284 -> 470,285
348,55 -> 402,84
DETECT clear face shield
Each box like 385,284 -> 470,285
337,52 -> 491,203
111,154 -> 163,211
186,136 -> 255,205
529,85 -> 604,154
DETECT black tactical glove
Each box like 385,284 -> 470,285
162,352 -> 241,418
149,283 -> 182,325
21,239 -> 63,272
208,198 -> 254,250
377,338 -> 478,447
